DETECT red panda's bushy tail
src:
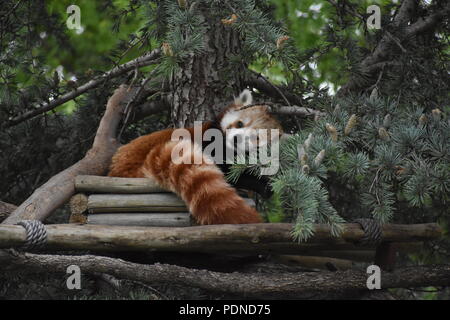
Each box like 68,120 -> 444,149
141,140 -> 261,225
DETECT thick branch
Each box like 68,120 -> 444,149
6,49 -> 161,127
2,85 -> 134,225
1,250 -> 449,298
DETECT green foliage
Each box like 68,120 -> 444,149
228,95 -> 449,241
45,0 -> 147,72
272,168 -> 345,241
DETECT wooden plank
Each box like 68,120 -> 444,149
86,194 -> 255,213
0,223 -> 442,254
75,175 -> 167,193
87,193 -> 187,213
87,213 -> 191,227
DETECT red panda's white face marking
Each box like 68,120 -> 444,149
220,111 -> 242,131
219,90 -> 283,153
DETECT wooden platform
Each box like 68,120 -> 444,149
60,175 -> 444,270
69,175 -> 255,227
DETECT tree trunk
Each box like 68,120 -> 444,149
168,4 -> 246,127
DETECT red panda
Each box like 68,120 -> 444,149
108,90 -> 283,225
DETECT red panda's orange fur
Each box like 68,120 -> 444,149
108,93 -> 282,225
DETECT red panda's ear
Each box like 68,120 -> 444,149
216,89 -> 253,122
234,89 -> 253,107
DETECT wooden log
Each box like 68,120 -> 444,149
87,194 -> 187,213
87,213 -> 190,227
85,194 -> 255,213
70,193 -> 89,214
0,223 -> 442,254
75,175 -> 167,194
69,212 -> 88,224
69,193 -> 88,224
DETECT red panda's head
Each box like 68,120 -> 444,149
217,90 -> 283,153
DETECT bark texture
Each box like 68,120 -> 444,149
168,4 -> 246,127
1,250 -> 449,298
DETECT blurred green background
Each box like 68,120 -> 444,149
30,0 -> 393,112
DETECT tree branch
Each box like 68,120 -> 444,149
1,250 -> 449,298
268,105 -> 326,118
338,1 -> 449,95
392,0 -> 418,28
245,73 -> 304,106
6,49 -> 161,127
2,85 -> 135,225
405,5 -> 450,36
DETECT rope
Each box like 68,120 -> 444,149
16,220 -> 47,251
353,218 -> 383,246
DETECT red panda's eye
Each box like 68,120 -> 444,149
236,121 -> 244,128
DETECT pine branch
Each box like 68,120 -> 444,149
6,49 -> 161,127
